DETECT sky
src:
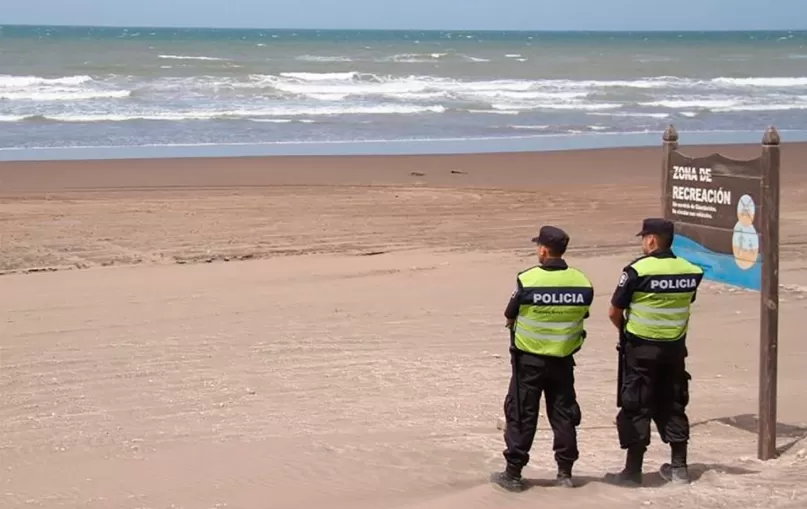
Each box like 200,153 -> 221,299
3,0 -> 807,31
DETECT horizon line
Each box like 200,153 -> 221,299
2,23 -> 805,33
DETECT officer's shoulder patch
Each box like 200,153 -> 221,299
617,271 -> 628,287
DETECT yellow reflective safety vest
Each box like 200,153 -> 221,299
625,255 -> 704,341
513,265 -> 594,358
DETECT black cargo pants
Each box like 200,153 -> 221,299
502,352 -> 582,475
616,343 -> 691,450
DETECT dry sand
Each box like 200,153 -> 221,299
2,144 -> 807,509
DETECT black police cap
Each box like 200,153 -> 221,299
636,218 -> 674,237
531,225 -> 570,252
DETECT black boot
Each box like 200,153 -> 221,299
660,442 -> 691,484
554,462 -> 574,488
603,447 -> 644,487
490,467 -> 525,492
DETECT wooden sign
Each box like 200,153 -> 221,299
660,125 -> 781,461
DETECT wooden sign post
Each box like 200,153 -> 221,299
660,125 -> 781,460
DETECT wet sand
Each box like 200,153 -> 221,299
2,143 -> 807,508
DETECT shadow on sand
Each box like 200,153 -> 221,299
521,462 -> 758,490
693,413 -> 807,456
500,413 -> 807,492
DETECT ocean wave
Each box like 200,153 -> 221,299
641,99 -> 741,109
279,72 -> 363,81
711,77 -> 807,87
250,119 -> 317,123
8,72 -> 807,104
384,53 -> 447,63
589,112 -> 671,119
711,103 -> 807,112
0,74 -> 131,103
239,73 -> 807,98
1,89 -> 132,101
295,55 -> 353,62
158,54 -> 228,61
568,76 -> 807,89
0,114 -> 29,122
0,104 -> 446,122
0,74 -> 93,87
4,70 -> 807,122
462,55 -> 490,62
466,109 -> 520,115
492,102 -> 622,111
298,52 -> 491,64
641,98 -> 807,111
247,73 -> 598,107
472,90 -> 589,100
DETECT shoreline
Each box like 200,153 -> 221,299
3,142 -> 803,194
3,129 -> 807,162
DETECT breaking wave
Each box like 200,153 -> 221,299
3,72 -> 807,123
157,54 -> 228,61
0,104 -> 447,123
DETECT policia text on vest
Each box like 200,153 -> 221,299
491,225 -> 594,492
605,217 -> 704,487
622,257 -> 702,342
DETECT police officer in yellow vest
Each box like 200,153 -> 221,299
490,226 -> 594,492
605,218 -> 703,487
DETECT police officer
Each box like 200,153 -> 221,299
490,226 -> 594,492
605,218 -> 703,486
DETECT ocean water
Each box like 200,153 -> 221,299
1,25 -> 806,159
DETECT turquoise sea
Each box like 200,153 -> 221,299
1,26 -> 806,159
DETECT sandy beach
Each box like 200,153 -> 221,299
2,143 -> 807,509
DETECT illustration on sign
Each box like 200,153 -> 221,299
732,194 -> 759,270
663,150 -> 764,290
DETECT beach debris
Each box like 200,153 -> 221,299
7,266 -> 63,275
410,171 -> 425,176
359,250 -> 386,256
781,283 -> 807,297
174,253 -> 256,265
450,169 -> 466,174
